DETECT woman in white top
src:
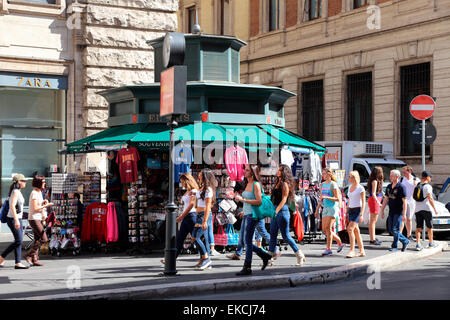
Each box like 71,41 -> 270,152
25,175 -> 53,266
161,173 -> 198,265
192,169 -> 216,270
0,174 -> 28,269
346,171 -> 366,258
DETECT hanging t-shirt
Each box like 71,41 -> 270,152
173,144 -> 193,183
116,147 -> 140,183
225,146 -> 248,181
281,148 -> 295,167
291,155 -> 303,178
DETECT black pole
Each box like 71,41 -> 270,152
164,116 -> 178,276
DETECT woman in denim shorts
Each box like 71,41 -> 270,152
345,171 -> 366,258
315,168 -> 344,256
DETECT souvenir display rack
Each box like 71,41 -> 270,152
49,173 -> 81,256
82,172 -> 101,206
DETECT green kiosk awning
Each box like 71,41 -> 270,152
64,122 -> 324,154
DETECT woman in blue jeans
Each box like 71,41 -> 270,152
234,164 -> 272,276
161,173 -> 198,265
191,169 -> 217,270
268,165 -> 306,266
0,174 -> 29,269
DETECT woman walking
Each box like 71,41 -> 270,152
315,168 -> 345,256
345,171 -> 366,258
234,165 -> 272,275
367,166 -> 384,245
25,175 -> 53,266
161,173 -> 198,265
191,169 -> 217,270
0,174 -> 29,269
268,164 -> 306,266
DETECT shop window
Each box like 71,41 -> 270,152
0,87 -> 65,202
346,72 -> 373,141
400,62 -> 431,156
303,0 -> 322,22
301,79 -> 324,141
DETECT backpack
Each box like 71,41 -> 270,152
413,183 -> 429,202
0,198 -> 10,224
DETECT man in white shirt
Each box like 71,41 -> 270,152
400,166 -> 419,240
414,171 -> 439,251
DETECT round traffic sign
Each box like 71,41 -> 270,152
411,122 -> 437,145
409,95 -> 436,120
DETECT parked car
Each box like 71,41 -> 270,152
344,186 -> 450,238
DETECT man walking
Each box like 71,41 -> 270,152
414,171 -> 439,251
381,170 -> 410,252
400,166 -> 419,240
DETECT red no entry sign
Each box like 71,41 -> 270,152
409,95 -> 436,120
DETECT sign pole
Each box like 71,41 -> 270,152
421,119 -> 426,172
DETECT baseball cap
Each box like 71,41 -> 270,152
421,170 -> 432,178
12,174 -> 26,182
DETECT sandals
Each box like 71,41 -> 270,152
357,252 -> 366,257
346,251 -> 356,258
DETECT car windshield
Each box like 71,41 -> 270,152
368,163 -> 404,182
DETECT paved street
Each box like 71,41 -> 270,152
177,250 -> 450,300
0,231 -> 448,300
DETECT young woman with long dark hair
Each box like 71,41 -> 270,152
268,164 -> 306,266
191,169 -> 217,270
367,166 -> 384,245
234,164 -> 272,275
0,174 -> 29,269
25,175 -> 53,266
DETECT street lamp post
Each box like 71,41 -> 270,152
164,117 -> 178,276
160,32 -> 186,276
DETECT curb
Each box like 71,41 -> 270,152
20,241 -> 448,300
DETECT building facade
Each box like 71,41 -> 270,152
0,0 -> 178,201
178,0 -> 450,186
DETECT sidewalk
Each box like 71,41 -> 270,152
0,232 -> 447,300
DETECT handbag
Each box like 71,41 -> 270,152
251,182 -> 276,220
213,225 -> 228,246
293,208 -> 304,242
215,211 -> 228,225
226,211 -> 237,225
0,198 -> 10,224
226,224 -> 239,246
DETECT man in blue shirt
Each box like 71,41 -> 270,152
380,169 -> 410,252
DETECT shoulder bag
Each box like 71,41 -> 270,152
251,182 -> 276,220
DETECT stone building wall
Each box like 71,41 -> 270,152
242,0 -> 450,185
80,0 -> 178,137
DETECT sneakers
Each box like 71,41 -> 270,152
428,242 -> 438,249
337,243 -> 345,253
196,258 -> 212,270
209,249 -> 221,256
389,248 -> 398,252
321,249 -> 333,256
370,239 -> 382,246
401,239 -> 410,252
416,244 -> 423,251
